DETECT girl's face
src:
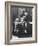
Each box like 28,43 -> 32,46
24,12 -> 28,16
15,18 -> 19,22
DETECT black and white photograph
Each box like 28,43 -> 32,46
5,2 -> 37,44
11,6 -> 32,39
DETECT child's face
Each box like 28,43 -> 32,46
24,12 -> 28,16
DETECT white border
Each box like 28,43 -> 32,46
8,3 -> 36,43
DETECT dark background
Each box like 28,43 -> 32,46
11,6 -> 33,38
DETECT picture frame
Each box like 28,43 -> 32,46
5,1 -> 37,45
